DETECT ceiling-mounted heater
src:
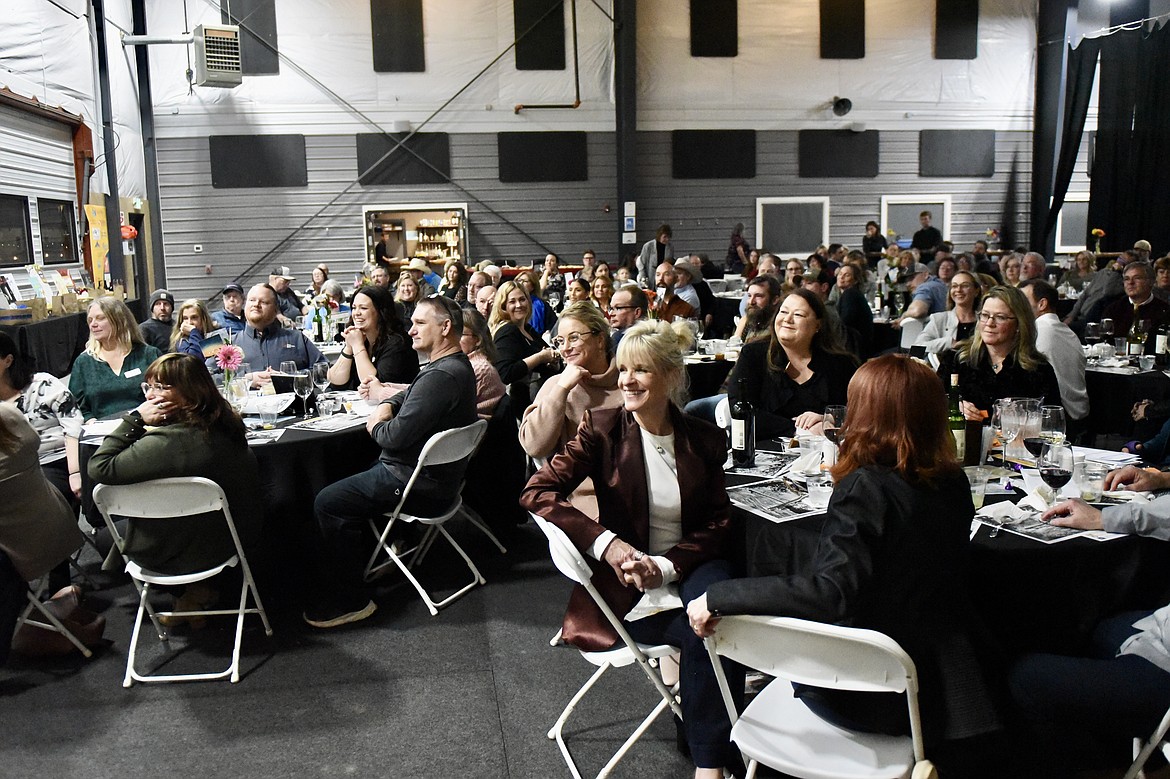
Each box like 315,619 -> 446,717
194,24 -> 242,88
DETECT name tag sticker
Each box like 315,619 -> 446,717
125,368 -> 142,378
284,344 -> 295,349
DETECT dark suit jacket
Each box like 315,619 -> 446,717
521,406 -> 733,651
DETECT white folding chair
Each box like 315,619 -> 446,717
363,419 -> 489,616
531,512 -> 683,779
705,614 -> 935,779
898,317 -> 925,351
14,581 -> 93,659
1125,704 -> 1170,779
93,477 -> 272,686
714,396 -> 732,430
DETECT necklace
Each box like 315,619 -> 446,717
991,361 -> 1003,373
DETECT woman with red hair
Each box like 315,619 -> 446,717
689,355 -> 1001,772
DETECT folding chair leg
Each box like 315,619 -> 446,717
548,661 -> 613,779
745,759 -> 759,779
19,592 -> 93,658
598,695 -> 673,778
458,506 -> 507,554
124,583 -> 153,687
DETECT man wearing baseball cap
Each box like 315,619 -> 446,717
211,282 -> 246,336
138,289 -> 175,351
892,262 -> 947,329
269,266 -> 305,324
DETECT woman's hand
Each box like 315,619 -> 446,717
135,397 -> 169,425
960,400 -> 986,422
602,538 -> 639,584
620,556 -> 662,591
180,320 -> 197,337
343,327 -> 366,352
69,472 -> 82,498
556,363 -> 590,391
686,593 -> 720,638
793,411 -> 824,431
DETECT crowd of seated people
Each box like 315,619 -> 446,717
9,240 -> 1170,778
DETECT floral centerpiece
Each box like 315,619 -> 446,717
216,343 -> 244,385
1091,228 -> 1106,254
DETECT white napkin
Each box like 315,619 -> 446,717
790,449 -> 823,476
240,392 -> 295,415
1101,489 -> 1152,504
625,585 -> 684,622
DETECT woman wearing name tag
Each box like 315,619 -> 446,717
69,296 -> 162,421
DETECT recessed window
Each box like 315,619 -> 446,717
881,195 -> 952,244
756,197 -> 830,256
37,198 -> 78,265
0,194 -> 33,268
1055,197 -> 1090,254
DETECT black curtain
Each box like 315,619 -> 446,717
1041,36 -> 1100,249
1089,23 -> 1170,255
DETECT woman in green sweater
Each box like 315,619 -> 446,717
69,296 -> 161,420
89,353 -> 262,618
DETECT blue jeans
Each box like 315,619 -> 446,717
1008,610 -> 1170,772
623,558 -> 743,770
313,461 -> 410,604
684,394 -> 725,425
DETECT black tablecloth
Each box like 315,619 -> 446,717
0,313 -> 88,378
1085,368 -> 1170,439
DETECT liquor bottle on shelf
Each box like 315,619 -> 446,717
730,378 -> 756,468
1127,305 -> 1145,357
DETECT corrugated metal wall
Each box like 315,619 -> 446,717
157,127 -> 1038,300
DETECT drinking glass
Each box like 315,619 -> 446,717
293,371 -> 313,416
1040,406 -> 1066,445
1100,318 -> 1114,341
279,360 -> 297,377
1079,463 -> 1108,502
991,400 -> 1020,468
1084,322 -> 1101,346
823,405 -> 847,446
311,362 -> 330,394
225,377 -> 249,415
805,473 -> 834,510
1038,441 -> 1075,507
968,466 -> 989,510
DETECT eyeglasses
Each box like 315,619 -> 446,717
140,382 -> 173,395
607,305 -> 637,313
977,313 -> 1017,325
552,330 -> 599,349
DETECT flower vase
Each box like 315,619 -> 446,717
1095,239 -> 1102,254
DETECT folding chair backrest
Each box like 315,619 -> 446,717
415,419 -> 488,467
93,477 -> 227,520
531,513 -> 594,586
709,614 -> 917,696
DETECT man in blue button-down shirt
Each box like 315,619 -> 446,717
232,284 -> 326,388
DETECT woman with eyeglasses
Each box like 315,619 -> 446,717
522,319 -> 743,779
948,285 -> 1061,421
519,302 -> 622,512
727,288 -> 858,440
915,270 -> 983,356
88,353 -> 262,621
69,297 -> 163,422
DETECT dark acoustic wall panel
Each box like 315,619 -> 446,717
671,130 -> 756,179
222,0 -> 279,75
936,0 -> 979,60
209,135 -> 307,188
498,132 -> 586,182
371,0 -> 426,73
820,0 -> 865,59
514,0 -> 565,70
798,130 -> 879,177
357,133 -> 451,186
690,0 -> 738,58
919,130 -> 996,177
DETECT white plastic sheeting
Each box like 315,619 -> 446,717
0,0 -> 147,198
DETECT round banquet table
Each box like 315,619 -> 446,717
728,445 -> 1170,657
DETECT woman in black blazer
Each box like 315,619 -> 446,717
691,355 -> 1001,771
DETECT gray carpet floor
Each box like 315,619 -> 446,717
1,520 -> 706,779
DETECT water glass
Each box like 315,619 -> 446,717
805,473 -> 834,510
317,395 -> 337,417
1079,463 -> 1108,502
1140,354 -> 1156,371
259,408 -> 278,428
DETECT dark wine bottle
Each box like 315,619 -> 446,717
730,378 -> 756,467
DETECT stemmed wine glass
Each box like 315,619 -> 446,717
1038,441 -> 1075,508
311,362 -> 330,395
1040,405 -> 1066,446
991,400 -> 1021,468
293,371 -> 313,417
1100,318 -> 1114,344
823,405 -> 847,446
279,360 -> 297,377
225,377 -> 249,415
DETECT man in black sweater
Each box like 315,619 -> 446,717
306,296 -> 477,628
911,211 -> 943,259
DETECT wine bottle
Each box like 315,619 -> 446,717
1157,322 -> 1170,369
730,378 -> 756,467
948,373 -> 966,462
312,307 -> 325,343
1127,304 -> 1145,356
